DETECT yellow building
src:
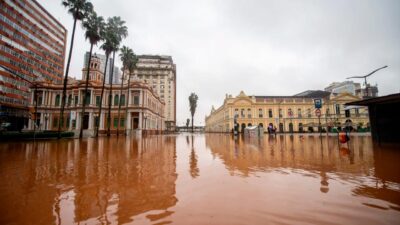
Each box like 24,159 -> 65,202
205,91 -> 370,133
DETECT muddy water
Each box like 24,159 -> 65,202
0,134 -> 399,225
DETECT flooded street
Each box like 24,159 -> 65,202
0,134 -> 399,225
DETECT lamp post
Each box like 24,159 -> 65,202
346,65 -> 388,98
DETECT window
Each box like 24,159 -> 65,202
355,108 -> 360,117
288,108 -> 293,117
335,104 -> 340,115
297,108 -> 302,118
55,94 -> 60,106
279,109 -> 282,118
258,108 -> 263,118
114,118 -> 118,128
268,109 -> 273,118
67,95 -> 72,106
53,117 -> 58,128
234,109 -> 239,117
114,95 -> 119,106
120,95 -> 125,106
307,109 -> 311,118
241,109 -> 245,118
326,108 -> 330,116
96,96 -> 101,106
75,96 -> 78,106
247,109 -> 252,118
345,110 -> 350,118
120,118 -> 125,127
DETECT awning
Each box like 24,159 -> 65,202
343,105 -> 363,110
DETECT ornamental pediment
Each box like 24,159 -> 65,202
233,99 -> 252,106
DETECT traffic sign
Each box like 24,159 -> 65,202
314,99 -> 322,109
315,109 -> 321,117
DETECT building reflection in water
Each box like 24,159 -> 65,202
205,133 -> 400,208
0,136 -> 177,225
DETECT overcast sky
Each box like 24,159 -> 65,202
37,0 -> 400,126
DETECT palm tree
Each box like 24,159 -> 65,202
95,24 -> 116,137
105,17 -> 128,136
116,46 -> 133,136
189,93 -> 198,132
59,0 -> 93,138
79,11 -> 104,139
124,52 -> 138,135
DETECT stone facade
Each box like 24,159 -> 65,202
205,91 -> 370,133
28,56 -> 164,135
127,55 -> 176,130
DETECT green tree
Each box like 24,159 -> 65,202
189,93 -> 198,132
79,11 -> 104,139
105,17 -> 128,136
59,0 -> 93,138
116,46 -> 133,136
95,21 -> 117,137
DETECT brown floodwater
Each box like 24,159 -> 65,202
0,134 -> 399,225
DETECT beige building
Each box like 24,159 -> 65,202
205,91 -> 370,133
126,55 -> 176,130
28,55 -> 165,135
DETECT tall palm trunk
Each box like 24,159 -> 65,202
191,115 -> 194,133
95,53 -> 110,137
79,43 -> 94,138
58,18 -> 77,138
107,51 -> 116,136
124,72 -> 132,136
116,69 -> 125,136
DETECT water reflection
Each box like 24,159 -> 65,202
189,135 -> 199,178
205,134 -> 400,209
0,136 -> 177,225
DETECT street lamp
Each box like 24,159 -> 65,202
346,65 -> 388,98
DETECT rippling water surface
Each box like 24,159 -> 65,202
0,134 -> 399,225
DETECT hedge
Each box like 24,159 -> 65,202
0,131 -> 74,140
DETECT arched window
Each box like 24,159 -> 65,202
55,94 -> 60,106
114,95 -> 119,106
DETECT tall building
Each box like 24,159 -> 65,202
132,55 -> 176,130
205,91 -> 370,133
0,0 -> 67,130
325,81 -> 378,98
83,52 -> 121,84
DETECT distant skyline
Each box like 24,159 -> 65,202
37,0 -> 400,126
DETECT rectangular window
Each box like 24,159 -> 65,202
335,104 -> 340,115
96,96 -> 101,106
114,118 -> 118,128
75,96 -> 78,106
258,109 -> 263,118
53,117 -> 58,128
241,109 -> 245,118
120,95 -> 125,106
120,118 -> 125,127
279,109 -> 282,118
133,96 -> 139,105
248,109 -> 252,118
72,119 -> 76,128
268,109 -> 273,118
355,108 -> 360,117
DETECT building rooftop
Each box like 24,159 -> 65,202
346,93 -> 400,106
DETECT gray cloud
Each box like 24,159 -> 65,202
38,0 -> 400,126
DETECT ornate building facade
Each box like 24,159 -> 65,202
28,56 -> 165,135
205,91 -> 370,133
